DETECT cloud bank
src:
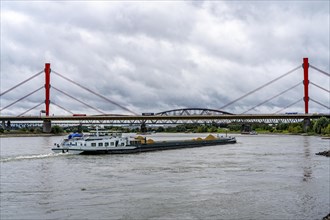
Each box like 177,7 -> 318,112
1,1 -> 329,116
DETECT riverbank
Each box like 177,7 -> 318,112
1,131 -> 329,138
0,132 -> 65,138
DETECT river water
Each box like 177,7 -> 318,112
0,133 -> 329,220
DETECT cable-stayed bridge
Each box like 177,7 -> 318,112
0,58 -> 329,131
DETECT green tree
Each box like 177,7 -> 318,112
228,124 -> 241,131
276,123 -> 289,131
208,126 -> 218,133
324,124 -> 330,135
197,125 -> 208,133
165,126 -> 176,132
156,126 -> 165,132
77,125 -> 83,133
51,125 -> 63,134
313,117 -> 330,134
176,125 -> 187,132
288,124 -> 303,133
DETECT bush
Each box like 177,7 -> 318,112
313,117 -> 329,134
19,127 -> 28,132
51,125 -> 63,134
227,124 -> 241,131
276,123 -> 289,131
34,128 -> 42,133
324,124 -> 330,135
288,125 -> 303,133
197,125 -> 208,133
156,126 -> 165,132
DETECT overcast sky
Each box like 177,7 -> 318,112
1,1 -> 329,116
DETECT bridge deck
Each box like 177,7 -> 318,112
1,114 -> 328,125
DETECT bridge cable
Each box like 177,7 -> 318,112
51,102 -> 74,114
0,86 -> 43,112
52,87 -> 106,115
309,98 -> 330,110
310,65 -> 330,77
310,81 -> 330,93
220,65 -> 301,109
274,98 -> 301,114
52,70 -> 137,115
241,82 -> 301,114
0,70 -> 43,97
18,102 -> 44,117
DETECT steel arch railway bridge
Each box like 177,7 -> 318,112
155,108 -> 234,116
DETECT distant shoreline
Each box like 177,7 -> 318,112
0,132 -> 328,138
0,133 -> 66,138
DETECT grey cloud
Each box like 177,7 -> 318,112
1,1 -> 329,116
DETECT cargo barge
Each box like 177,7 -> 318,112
52,130 -> 236,155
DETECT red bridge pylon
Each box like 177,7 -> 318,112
44,63 -> 51,117
303,58 -> 309,114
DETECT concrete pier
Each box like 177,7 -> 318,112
303,118 -> 311,132
43,120 -> 51,133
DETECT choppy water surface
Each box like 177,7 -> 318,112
1,133 -> 329,220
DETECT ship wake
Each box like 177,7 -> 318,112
0,152 -> 69,163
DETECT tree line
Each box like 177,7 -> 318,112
55,117 -> 330,135
145,117 -> 330,135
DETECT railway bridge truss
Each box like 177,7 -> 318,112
1,113 -> 328,127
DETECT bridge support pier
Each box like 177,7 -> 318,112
303,118 -> 311,133
43,120 -> 52,133
140,122 -> 147,133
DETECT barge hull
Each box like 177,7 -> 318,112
79,138 -> 237,155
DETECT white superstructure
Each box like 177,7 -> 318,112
52,129 -> 139,154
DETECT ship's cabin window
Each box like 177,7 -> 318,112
98,143 -> 103,147
91,143 -> 96,147
110,142 -> 114,146
121,143 -> 125,146
105,142 -> 109,147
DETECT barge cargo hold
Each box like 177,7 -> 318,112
52,131 -> 237,155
